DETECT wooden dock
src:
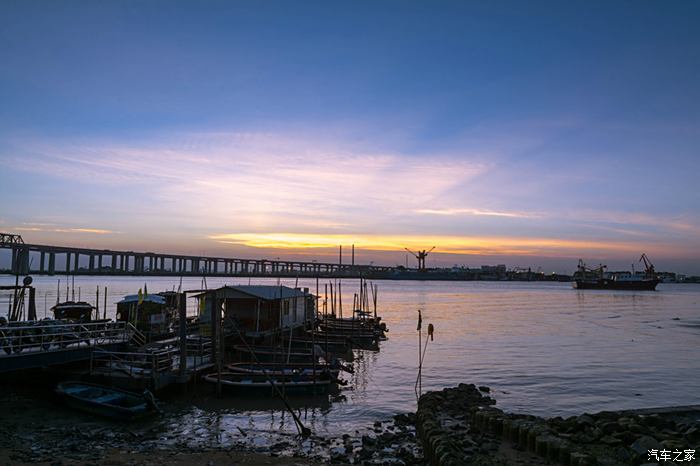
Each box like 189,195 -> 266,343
0,321 -> 136,373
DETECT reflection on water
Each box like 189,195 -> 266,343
2,275 -> 699,443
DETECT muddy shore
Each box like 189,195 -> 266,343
0,381 -> 423,465
3,381 -> 699,465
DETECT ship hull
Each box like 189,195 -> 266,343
572,279 -> 659,291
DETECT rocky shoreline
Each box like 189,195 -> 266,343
415,383 -> 700,466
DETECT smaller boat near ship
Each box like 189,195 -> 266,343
572,254 -> 660,291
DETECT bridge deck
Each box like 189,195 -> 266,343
1,238 -> 397,277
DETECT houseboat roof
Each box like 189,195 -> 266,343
190,285 -> 310,301
117,294 -> 167,305
50,301 -> 96,311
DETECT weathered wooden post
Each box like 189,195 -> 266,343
28,286 -> 37,320
178,292 -> 188,377
210,292 -> 221,397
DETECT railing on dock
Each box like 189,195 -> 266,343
0,321 -> 133,356
89,336 -> 213,386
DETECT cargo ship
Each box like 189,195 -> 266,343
572,254 -> 660,291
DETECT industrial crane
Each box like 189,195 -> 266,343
576,259 -> 607,278
404,247 -> 435,272
639,253 -> 656,277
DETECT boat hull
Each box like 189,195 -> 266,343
202,372 -> 332,395
56,382 -> 155,421
227,363 -> 341,379
233,345 -> 318,364
572,279 -> 660,291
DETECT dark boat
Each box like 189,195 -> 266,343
309,328 -> 381,346
51,301 -> 97,322
573,278 -> 660,290
227,362 -> 342,378
202,371 -> 332,395
233,344 -> 323,363
116,292 -> 176,342
56,382 -> 158,420
282,336 -> 353,353
572,254 -> 660,291
319,319 -> 387,340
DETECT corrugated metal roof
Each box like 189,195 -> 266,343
191,285 -> 310,301
117,294 -> 166,305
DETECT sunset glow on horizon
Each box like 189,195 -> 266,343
209,232 -> 670,258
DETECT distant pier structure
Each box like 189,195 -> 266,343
0,233 -> 392,278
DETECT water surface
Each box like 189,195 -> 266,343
2,276 -> 698,442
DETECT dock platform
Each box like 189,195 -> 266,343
0,321 -> 136,373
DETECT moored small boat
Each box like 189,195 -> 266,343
56,381 -> 158,420
309,329 -> 380,346
202,371 -> 332,395
233,344 -> 327,363
282,336 -> 352,353
321,313 -> 388,334
51,301 -> 98,322
227,362 -> 342,379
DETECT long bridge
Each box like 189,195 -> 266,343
0,233 -> 396,278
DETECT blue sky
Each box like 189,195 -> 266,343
1,1 -> 699,273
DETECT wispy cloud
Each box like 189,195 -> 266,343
414,208 -> 538,218
2,131 -> 489,233
14,226 -> 114,235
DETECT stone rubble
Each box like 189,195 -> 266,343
415,383 -> 700,466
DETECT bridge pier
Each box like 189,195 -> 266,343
11,247 -> 30,275
134,255 -> 143,274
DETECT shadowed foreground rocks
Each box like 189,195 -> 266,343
416,383 -> 700,466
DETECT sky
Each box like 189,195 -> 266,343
1,1 -> 699,274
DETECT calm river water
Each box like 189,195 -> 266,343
1,276 -> 699,444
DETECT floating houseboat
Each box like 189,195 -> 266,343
51,301 -> 97,322
116,293 -> 176,341
192,285 -> 315,340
